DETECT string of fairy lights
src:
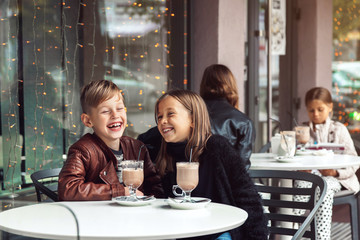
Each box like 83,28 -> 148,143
1,0 -> 22,193
0,0 -> 187,194
332,1 -> 360,133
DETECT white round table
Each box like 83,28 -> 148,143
0,199 -> 248,240
250,153 -> 360,170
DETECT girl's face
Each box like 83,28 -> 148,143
306,99 -> 333,125
157,96 -> 193,143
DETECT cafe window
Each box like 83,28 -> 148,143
332,0 -> 360,149
0,0 -> 189,196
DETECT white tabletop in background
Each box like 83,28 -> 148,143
250,152 -> 360,240
0,199 -> 248,240
250,153 -> 360,170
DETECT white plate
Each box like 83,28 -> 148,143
275,156 -> 300,163
113,196 -> 156,206
166,197 -> 211,210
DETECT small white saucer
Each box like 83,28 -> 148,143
113,196 -> 156,206
167,197 -> 211,210
275,156 -> 300,163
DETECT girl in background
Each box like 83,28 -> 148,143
155,89 -> 268,240
295,87 -> 359,239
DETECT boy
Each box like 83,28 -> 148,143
58,80 -> 164,200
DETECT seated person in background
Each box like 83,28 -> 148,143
200,64 -> 255,170
58,80 -> 164,201
295,87 -> 359,240
137,126 -> 162,163
155,89 -> 268,240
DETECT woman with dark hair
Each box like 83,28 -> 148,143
200,64 -> 255,170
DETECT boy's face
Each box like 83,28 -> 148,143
81,94 -> 127,150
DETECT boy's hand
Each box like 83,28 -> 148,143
124,187 -> 144,196
319,169 -> 339,177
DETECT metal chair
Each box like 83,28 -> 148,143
258,142 -> 271,153
333,190 -> 359,240
249,169 -> 327,240
30,168 -> 61,202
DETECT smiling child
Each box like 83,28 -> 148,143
155,89 -> 268,240
58,80 -> 163,201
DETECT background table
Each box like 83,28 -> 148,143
0,199 -> 248,240
250,153 -> 360,170
250,152 -> 360,240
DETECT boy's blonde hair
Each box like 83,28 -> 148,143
155,89 -> 212,176
80,80 -> 124,113
200,64 -> 239,109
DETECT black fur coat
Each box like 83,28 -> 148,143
198,135 -> 268,240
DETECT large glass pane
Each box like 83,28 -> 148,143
0,0 -> 187,196
101,0 -> 170,137
333,1 -> 360,150
0,0 -> 22,195
21,0 -> 65,174
256,0 -> 281,150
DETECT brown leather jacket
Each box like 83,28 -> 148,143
58,133 -> 164,201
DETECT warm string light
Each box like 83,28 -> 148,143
1,0 -> 23,192
104,0 -> 170,115
1,0 -> 186,194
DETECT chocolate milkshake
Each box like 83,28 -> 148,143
122,168 -> 144,188
294,126 -> 310,144
176,162 -> 199,191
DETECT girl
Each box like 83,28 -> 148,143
155,89 -> 268,240
295,87 -> 359,239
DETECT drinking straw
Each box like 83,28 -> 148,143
281,133 -> 290,155
269,117 -> 283,131
293,118 -> 299,126
189,146 -> 194,162
137,144 -> 146,161
287,111 -> 299,126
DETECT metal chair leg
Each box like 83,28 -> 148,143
349,197 -> 359,240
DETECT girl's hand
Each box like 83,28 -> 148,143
136,190 -> 144,196
319,169 -> 339,177
299,170 -> 312,173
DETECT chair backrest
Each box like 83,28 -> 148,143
258,142 -> 271,153
249,169 -> 327,240
30,168 -> 62,202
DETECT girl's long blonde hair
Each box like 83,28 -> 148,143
155,89 -> 212,176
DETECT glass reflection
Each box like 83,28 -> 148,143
0,0 -> 186,196
332,0 -> 360,147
